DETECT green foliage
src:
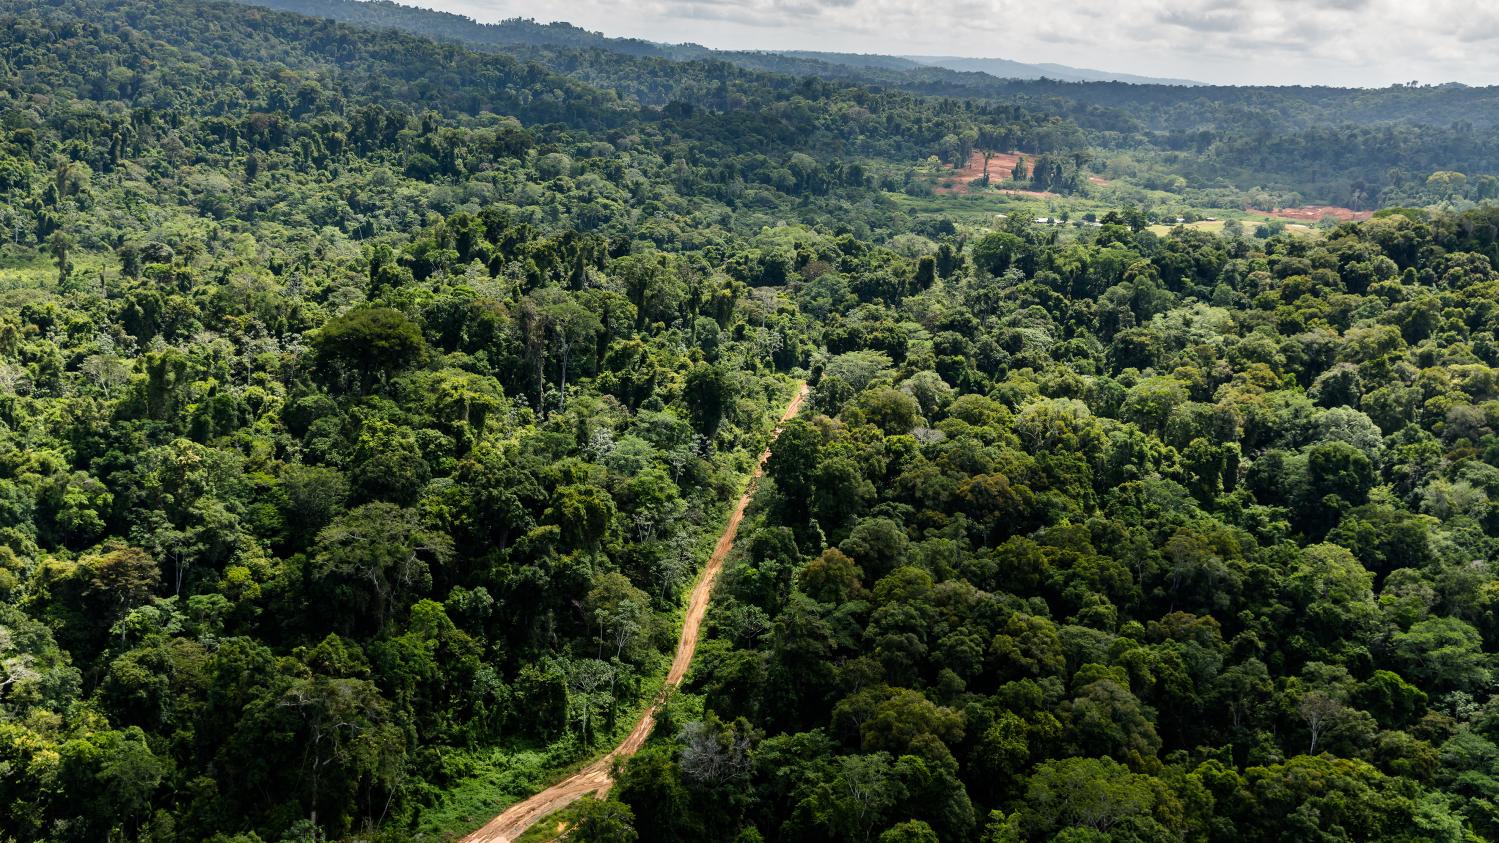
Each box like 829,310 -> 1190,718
632,206 -> 1499,842
4,0 -> 1499,841
313,308 -> 426,393
0,0 -> 828,837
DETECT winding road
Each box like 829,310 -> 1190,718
458,383 -> 810,843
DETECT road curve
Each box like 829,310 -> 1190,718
458,383 -> 810,843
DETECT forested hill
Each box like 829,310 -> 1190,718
3,0 -> 1499,841
229,0 -> 1199,86
227,0 -> 686,59
0,0 -> 1051,152
0,0 -> 1064,839
227,0 -> 1499,209
0,0 -> 1092,269
231,0 -> 1499,130
221,0 -> 1063,120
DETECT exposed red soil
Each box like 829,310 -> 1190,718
932,150 -> 1107,194
934,150 -> 1030,194
1249,205 -> 1373,222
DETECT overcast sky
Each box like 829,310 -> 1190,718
405,0 -> 1497,87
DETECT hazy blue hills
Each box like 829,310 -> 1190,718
785,51 -> 1202,85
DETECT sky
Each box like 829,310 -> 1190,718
403,0 -> 1499,87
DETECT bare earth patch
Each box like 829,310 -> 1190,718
935,150 -> 1030,194
932,150 -> 1105,195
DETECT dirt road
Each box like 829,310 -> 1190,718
458,383 -> 810,843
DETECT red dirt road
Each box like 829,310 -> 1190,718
458,383 -> 810,843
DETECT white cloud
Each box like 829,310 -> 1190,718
425,0 -> 1499,85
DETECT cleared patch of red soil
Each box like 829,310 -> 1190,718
934,150 -> 1030,194
1249,206 -> 1373,222
932,150 -> 1107,194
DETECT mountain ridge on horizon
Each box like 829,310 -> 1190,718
781,50 -> 1203,86
229,0 -> 1207,86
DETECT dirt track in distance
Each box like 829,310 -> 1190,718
457,383 -> 810,843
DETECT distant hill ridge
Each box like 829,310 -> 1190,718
232,0 -> 1203,85
784,51 -> 1203,86
230,0 -> 1499,137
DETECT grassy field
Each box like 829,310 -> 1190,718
1145,216 -> 1317,236
1145,219 -> 1228,235
0,245 -> 116,292
886,188 -> 1329,241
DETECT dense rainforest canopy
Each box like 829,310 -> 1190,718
238,0 -> 1499,210
0,1 -> 1497,842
